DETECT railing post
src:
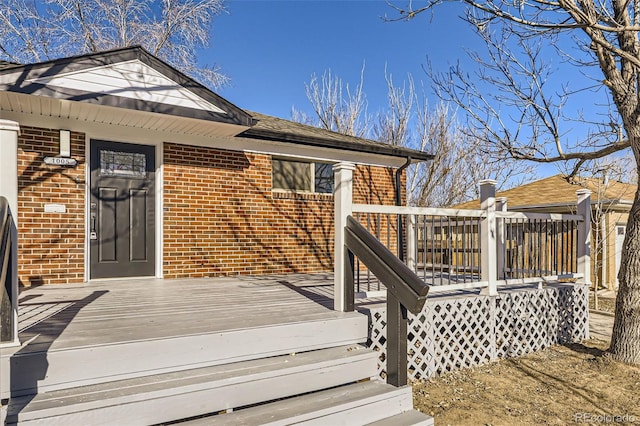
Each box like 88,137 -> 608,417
334,162 -> 356,312
0,120 -> 20,347
386,294 -> 408,387
480,180 -> 498,296
0,120 -> 19,231
576,189 -> 592,287
496,197 -> 507,280
406,214 -> 416,272
0,120 -> 20,346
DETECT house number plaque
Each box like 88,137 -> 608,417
44,156 -> 77,166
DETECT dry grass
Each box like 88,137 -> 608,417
412,339 -> 640,425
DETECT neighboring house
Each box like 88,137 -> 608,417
0,46 -> 432,286
456,174 -> 636,289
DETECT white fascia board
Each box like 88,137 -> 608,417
2,110 -> 407,168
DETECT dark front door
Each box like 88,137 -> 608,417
90,140 -> 156,279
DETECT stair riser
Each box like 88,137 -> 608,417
10,354 -> 378,426
365,409 -> 435,426
401,418 -> 433,426
266,391 -> 414,426
1,316 -> 367,398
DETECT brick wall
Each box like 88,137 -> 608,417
163,142 -> 402,278
354,164 -> 399,205
14,131 -> 403,284
353,163 -> 405,257
17,127 -> 86,286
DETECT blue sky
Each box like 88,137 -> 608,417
203,0 -> 479,120
201,0 -> 633,181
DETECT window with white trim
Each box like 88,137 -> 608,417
272,158 -> 333,194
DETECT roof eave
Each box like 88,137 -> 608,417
239,128 -> 434,163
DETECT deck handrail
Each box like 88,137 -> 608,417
345,216 -> 430,314
353,203 -> 584,223
495,211 -> 584,222
353,203 -> 486,218
344,215 -> 429,387
1,196 -> 15,343
350,201 -> 587,293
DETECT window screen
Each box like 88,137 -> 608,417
272,159 -> 312,191
272,159 -> 334,193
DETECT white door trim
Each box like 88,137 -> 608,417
84,136 -> 163,281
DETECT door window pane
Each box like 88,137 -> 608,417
100,150 -> 147,178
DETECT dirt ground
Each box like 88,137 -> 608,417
589,293 -> 616,314
412,292 -> 640,426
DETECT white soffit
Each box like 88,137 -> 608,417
0,92 -> 248,138
26,59 -> 227,114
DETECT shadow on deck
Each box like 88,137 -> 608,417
8,273 -> 357,359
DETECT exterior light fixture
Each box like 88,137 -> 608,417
59,130 -> 71,157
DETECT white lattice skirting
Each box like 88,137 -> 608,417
361,283 -> 589,380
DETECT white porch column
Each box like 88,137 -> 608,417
576,189 -> 592,287
480,179 -> 498,296
406,214 -> 417,272
0,119 -> 20,348
334,162 -> 355,312
0,120 -> 19,222
495,197 -> 507,281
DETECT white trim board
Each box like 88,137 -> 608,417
1,111 -> 408,168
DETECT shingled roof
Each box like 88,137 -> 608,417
0,46 -> 434,163
242,111 -> 434,162
455,174 -> 636,211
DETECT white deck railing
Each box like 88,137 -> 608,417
352,204 -> 486,293
333,168 -> 592,304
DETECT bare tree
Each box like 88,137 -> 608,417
372,72 -> 534,207
373,72 -> 413,147
389,0 -> 640,364
295,69 -> 532,207
0,0 -> 227,88
292,67 -> 370,138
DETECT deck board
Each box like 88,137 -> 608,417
7,274 -> 351,355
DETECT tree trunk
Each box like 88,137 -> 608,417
608,184 -> 640,364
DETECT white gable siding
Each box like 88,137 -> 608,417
27,60 -> 226,114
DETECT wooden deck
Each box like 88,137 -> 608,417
1,273 -> 434,425
12,273 -> 351,353
1,274 -> 369,398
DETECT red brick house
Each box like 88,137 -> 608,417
0,46 -> 432,286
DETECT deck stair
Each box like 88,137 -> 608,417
1,277 -> 432,425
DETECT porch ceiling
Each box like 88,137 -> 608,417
0,91 -> 248,137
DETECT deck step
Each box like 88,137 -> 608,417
6,345 -> 379,426
2,313 -> 367,397
183,381 -> 421,425
365,409 -> 435,426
